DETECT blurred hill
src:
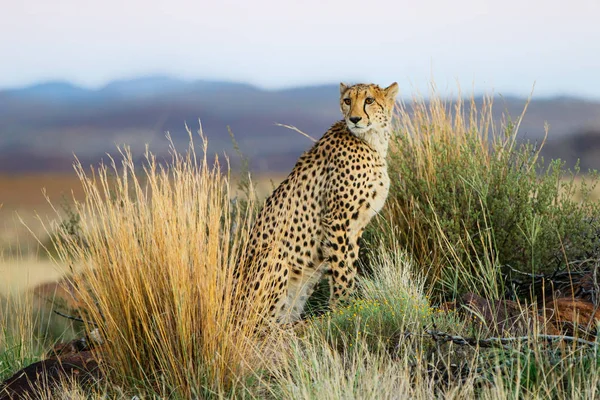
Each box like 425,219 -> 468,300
1,77 -> 600,173
542,129 -> 600,172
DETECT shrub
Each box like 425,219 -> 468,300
373,88 -> 600,299
306,247 -> 471,358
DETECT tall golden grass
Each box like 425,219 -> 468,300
50,131 -> 272,397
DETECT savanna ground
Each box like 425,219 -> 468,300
2,87 -> 600,399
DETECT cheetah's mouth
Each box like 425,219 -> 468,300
349,122 -> 371,132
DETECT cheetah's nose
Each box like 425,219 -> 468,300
349,116 -> 362,124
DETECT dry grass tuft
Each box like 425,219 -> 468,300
50,130 -> 271,397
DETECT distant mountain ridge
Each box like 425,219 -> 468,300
1,77 -> 599,173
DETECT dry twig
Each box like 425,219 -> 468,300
426,330 -> 598,349
275,123 -> 317,142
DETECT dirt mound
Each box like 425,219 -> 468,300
0,340 -> 102,399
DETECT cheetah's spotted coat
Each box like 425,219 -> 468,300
242,82 -> 399,324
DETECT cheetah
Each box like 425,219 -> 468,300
241,82 -> 399,325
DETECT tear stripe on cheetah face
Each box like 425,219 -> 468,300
240,82 -> 398,326
339,82 -> 399,155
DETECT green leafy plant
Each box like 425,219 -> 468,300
370,88 -> 600,299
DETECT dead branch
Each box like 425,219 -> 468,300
53,309 -> 92,325
275,123 -> 317,142
426,330 -> 598,349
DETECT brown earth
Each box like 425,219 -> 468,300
0,349 -> 102,400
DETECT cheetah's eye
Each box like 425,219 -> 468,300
365,97 -> 375,105
343,98 -> 351,105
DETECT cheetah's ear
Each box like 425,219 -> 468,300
384,82 -> 399,101
339,82 -> 349,96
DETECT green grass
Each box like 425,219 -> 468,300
307,248 -> 435,355
0,290 -> 80,383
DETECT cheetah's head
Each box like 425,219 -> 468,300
339,82 -> 398,135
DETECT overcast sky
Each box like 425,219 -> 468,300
2,0 -> 600,97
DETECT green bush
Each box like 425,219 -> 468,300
371,92 -> 600,299
306,249 -> 471,357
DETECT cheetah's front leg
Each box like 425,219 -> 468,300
324,227 -> 360,308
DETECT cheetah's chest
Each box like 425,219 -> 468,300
348,162 -> 390,231
370,166 -> 390,214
